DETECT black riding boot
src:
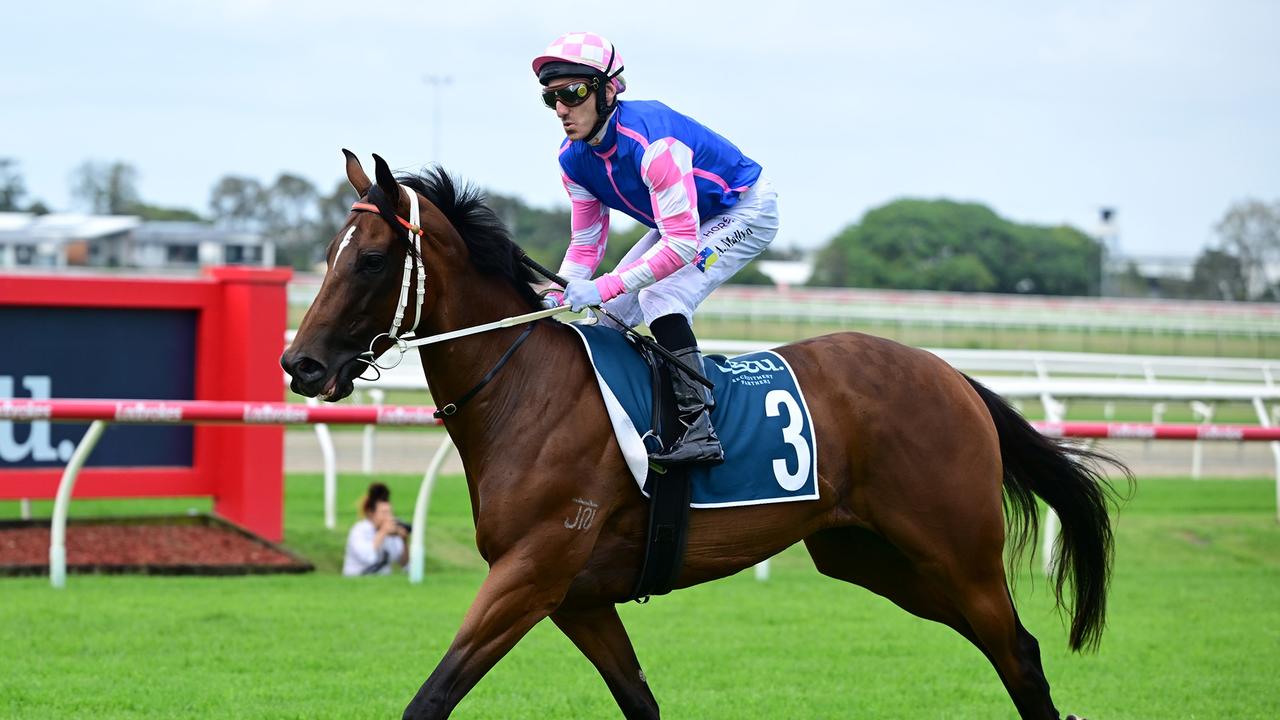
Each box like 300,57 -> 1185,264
649,345 -> 725,466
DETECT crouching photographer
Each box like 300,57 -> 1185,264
343,482 -> 411,576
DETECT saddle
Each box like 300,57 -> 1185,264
568,324 -> 820,601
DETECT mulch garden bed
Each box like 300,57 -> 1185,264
0,514 -> 313,576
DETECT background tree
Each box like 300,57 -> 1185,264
315,179 -> 356,248
263,174 -> 321,269
809,198 -> 1101,295
0,158 -> 27,211
209,176 -> 267,231
126,204 -> 203,222
1215,199 -> 1280,300
1190,249 -> 1246,301
71,160 -> 140,214
485,191 -> 572,267
67,160 -> 202,219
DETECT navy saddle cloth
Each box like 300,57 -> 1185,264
568,324 -> 820,508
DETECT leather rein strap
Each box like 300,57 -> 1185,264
516,252 -> 714,390
431,322 -> 537,419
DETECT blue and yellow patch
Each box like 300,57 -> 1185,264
693,247 -> 719,272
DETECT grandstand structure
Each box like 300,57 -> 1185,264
0,212 -> 273,269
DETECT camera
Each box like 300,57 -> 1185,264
395,519 -> 413,534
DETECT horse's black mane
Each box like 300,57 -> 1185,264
397,167 -> 542,309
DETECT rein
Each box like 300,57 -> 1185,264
517,253 -> 714,390
342,184 -> 708,418
347,185 -> 574,419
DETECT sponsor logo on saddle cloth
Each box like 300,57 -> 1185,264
569,325 -> 819,508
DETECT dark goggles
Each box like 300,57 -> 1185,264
541,80 -> 596,109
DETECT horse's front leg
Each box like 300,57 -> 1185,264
551,604 -> 659,719
402,551 -> 570,719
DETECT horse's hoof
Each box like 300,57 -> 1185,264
1065,715 -> 1087,720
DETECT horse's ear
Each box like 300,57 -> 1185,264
343,149 -> 372,196
371,153 -> 399,202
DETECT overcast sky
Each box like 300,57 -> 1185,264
3,1 -> 1277,257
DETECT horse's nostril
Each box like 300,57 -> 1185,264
293,356 -> 327,383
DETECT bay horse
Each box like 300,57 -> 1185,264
282,151 -> 1124,720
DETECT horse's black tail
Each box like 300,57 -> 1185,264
964,375 -> 1130,652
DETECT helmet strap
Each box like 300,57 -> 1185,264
588,78 -> 612,138
586,51 -> 624,142
586,105 -> 616,145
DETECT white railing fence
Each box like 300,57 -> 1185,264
5,398 -> 1279,591
311,339 -> 1280,488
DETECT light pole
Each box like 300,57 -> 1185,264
1096,207 -> 1118,296
423,75 -> 453,165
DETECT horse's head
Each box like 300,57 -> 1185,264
281,150 -> 443,401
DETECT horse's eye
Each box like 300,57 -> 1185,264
361,254 -> 386,274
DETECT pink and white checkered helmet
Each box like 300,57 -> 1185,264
532,31 -> 626,93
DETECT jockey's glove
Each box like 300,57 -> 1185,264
564,279 -> 602,312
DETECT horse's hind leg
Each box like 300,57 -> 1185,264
551,605 -> 660,719
805,526 -> 1062,720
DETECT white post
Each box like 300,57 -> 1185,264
20,498 -> 31,519
1038,397 -> 1070,578
1251,397 -> 1280,524
754,559 -> 770,582
307,397 -> 338,531
1041,502 -> 1061,578
362,389 -> 384,476
1039,391 -> 1064,578
409,433 -> 455,585
1033,358 -> 1050,384
50,420 -> 107,589
1189,401 -> 1215,480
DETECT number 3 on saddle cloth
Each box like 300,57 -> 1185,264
568,324 -> 819,507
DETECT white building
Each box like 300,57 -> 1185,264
756,259 -> 815,287
0,212 -> 138,268
0,213 -> 273,269
130,221 -> 274,268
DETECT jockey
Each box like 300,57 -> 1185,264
533,31 -> 779,466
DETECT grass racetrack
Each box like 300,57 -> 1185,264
3,473 -> 1278,718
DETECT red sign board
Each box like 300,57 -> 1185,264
0,267 -> 291,540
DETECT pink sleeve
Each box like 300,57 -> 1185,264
595,137 -> 700,302
558,172 -> 610,282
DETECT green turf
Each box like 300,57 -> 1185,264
3,475 -> 1278,718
